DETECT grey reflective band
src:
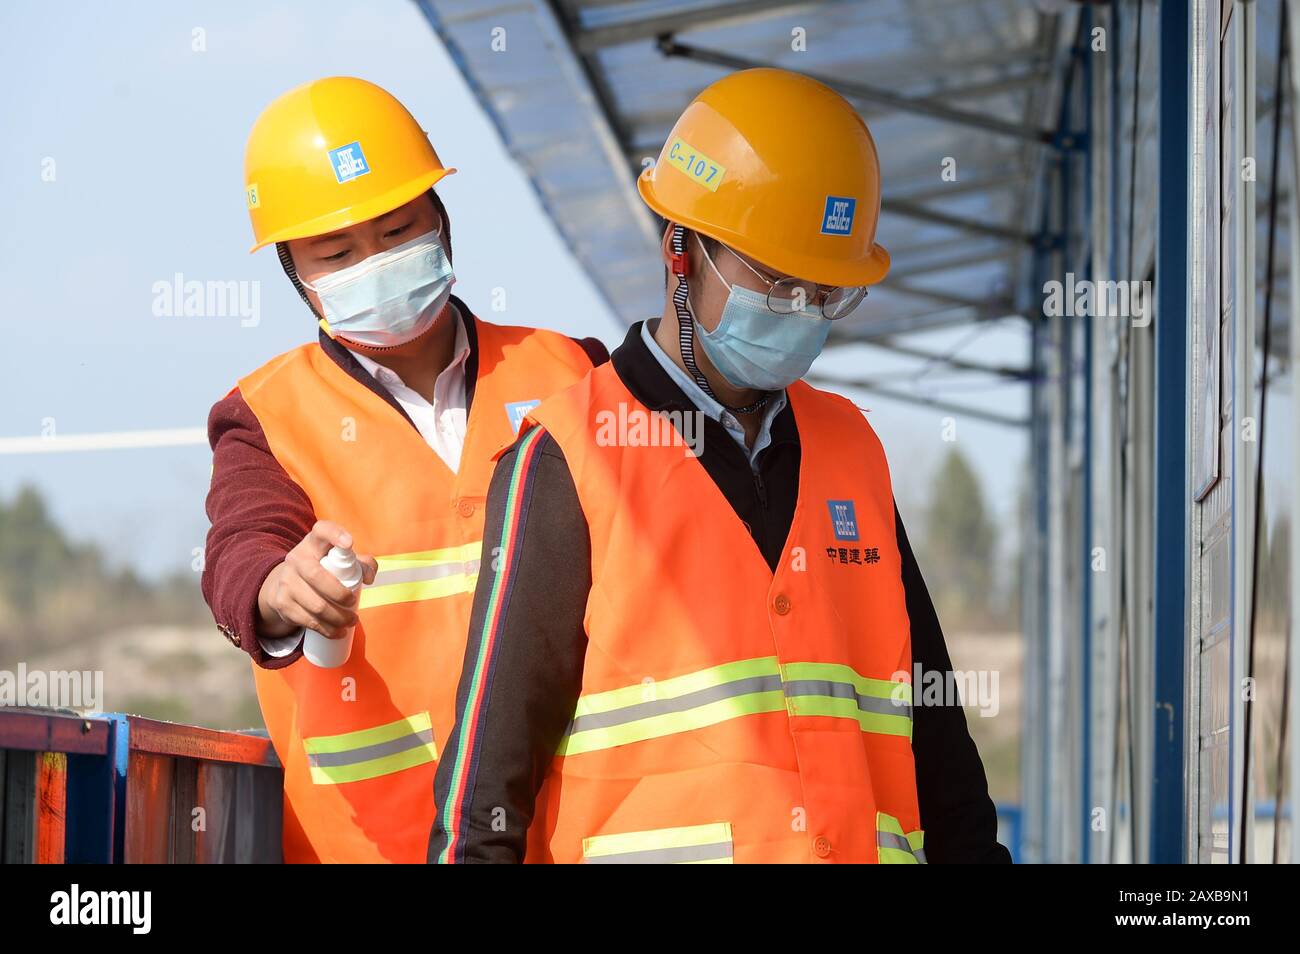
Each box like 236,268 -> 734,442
370,559 -> 481,588
359,544 -> 482,610
567,673 -> 784,735
581,822 -> 735,864
877,829 -> 926,862
307,726 -> 435,769
303,712 -> 439,785
782,678 -> 913,720
584,841 -> 734,864
558,657 -> 913,757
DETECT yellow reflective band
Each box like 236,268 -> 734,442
780,660 -> 912,705
376,542 -> 483,567
358,541 -> 482,610
560,690 -> 786,757
583,822 -> 733,864
877,811 -> 926,864
359,574 -> 478,609
304,712 -> 433,754
572,656 -> 782,718
308,744 -> 438,785
785,695 -> 913,739
559,656 -> 913,756
781,659 -> 913,741
303,712 -> 438,785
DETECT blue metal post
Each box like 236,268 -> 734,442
64,714 -> 128,863
1151,0 -> 1191,863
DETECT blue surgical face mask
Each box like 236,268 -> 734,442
302,229 -> 454,348
693,242 -> 831,392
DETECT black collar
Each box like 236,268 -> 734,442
611,319 -> 799,452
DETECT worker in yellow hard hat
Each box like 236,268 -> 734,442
428,68 -> 1010,864
200,76 -> 608,863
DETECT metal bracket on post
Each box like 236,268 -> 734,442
1052,129 -> 1091,154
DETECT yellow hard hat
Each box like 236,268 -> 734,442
243,77 -> 456,252
638,68 -> 889,287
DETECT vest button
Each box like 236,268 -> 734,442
773,594 -> 791,615
457,499 -> 475,517
813,835 -> 832,858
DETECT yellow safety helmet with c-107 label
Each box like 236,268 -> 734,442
243,76 -> 456,253
637,68 -> 889,288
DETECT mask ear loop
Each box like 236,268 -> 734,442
670,224 -> 769,415
277,241 -> 321,313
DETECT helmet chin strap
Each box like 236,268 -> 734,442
277,240 -> 323,320
669,225 -> 769,415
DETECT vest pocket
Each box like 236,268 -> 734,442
581,822 -> 733,864
876,811 -> 926,863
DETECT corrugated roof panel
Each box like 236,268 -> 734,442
418,0 -> 1061,338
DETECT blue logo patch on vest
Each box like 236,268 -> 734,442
821,196 -> 856,235
505,400 -> 541,434
328,141 -> 370,183
827,499 -> 859,541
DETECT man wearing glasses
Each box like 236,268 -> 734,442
428,69 -> 1010,864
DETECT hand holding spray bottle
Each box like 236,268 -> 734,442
304,546 -> 364,668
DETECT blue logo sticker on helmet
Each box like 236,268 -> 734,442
328,141 -> 370,184
821,196 -> 856,236
505,400 -> 542,434
827,499 -> 859,541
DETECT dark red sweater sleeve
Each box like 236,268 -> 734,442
201,388 -> 316,669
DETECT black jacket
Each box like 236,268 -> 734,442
428,320 -> 1011,863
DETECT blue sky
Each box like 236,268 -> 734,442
1,0 -> 1027,579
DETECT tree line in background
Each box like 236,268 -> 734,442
14,448 -> 1289,655
0,485 -> 207,662
2,452 -> 1022,661
917,447 -> 1021,634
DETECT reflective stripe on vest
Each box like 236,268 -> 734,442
877,811 -> 926,864
557,656 -> 912,757
359,542 -> 482,610
582,823 -> 734,864
304,712 -> 438,785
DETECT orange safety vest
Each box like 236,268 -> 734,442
235,315 -> 594,862
521,364 -> 923,863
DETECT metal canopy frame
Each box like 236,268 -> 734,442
415,0 -> 1071,364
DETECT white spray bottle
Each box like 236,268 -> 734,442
303,546 -> 363,668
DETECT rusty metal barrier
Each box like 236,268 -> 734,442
1,707 -> 282,863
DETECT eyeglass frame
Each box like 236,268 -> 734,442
695,232 -> 869,320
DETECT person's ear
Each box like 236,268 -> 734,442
660,222 -> 677,267
660,222 -> 677,291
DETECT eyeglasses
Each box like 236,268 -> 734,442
697,233 -> 869,320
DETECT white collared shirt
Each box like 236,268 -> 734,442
345,305 -> 471,473
260,305 -> 471,658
